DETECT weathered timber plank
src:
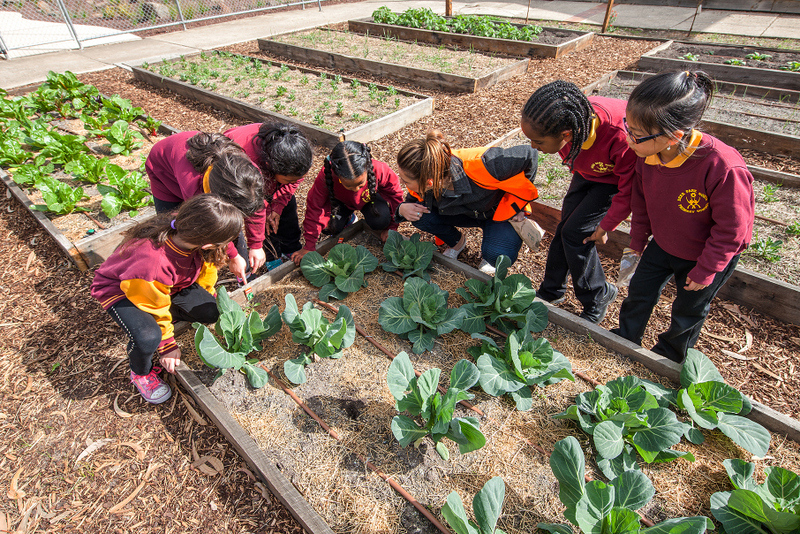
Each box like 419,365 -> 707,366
346,98 -> 435,145
749,165 -> 800,188
701,120 -> 800,159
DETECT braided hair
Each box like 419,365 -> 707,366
521,80 -> 594,168
324,141 -> 379,220
396,130 -> 451,200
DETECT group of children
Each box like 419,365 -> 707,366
91,70 -> 755,404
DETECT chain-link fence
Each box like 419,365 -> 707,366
0,0 -> 322,58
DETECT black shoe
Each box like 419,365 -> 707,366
537,287 -> 566,305
579,283 -> 618,324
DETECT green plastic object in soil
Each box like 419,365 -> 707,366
193,286 -> 282,388
300,242 -> 379,301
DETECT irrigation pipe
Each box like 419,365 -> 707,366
259,364 -> 453,534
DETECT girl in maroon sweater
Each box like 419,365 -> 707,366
92,195 -> 243,404
521,81 -> 637,323
613,71 -> 754,363
291,140 -> 403,264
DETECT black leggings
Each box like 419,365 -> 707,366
324,194 -> 392,236
107,284 -> 218,375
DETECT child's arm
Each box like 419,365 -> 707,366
627,165 -> 651,255
376,162 -> 405,229
293,170 -> 330,264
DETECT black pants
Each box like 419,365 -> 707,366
107,284 -> 218,376
614,239 -> 739,363
324,194 -> 392,236
538,173 -> 618,313
265,196 -> 302,260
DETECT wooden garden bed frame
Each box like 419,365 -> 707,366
346,17 -> 595,59
0,121 -> 177,270
639,41 -> 800,91
127,52 -> 435,149
170,223 -> 800,534
488,128 -> 800,327
256,33 -> 530,94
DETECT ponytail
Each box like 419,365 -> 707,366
255,122 -> 313,182
396,130 -> 451,200
185,132 -> 245,172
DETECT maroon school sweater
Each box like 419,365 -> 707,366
629,131 -> 754,286
557,96 -> 637,232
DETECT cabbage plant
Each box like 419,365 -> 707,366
379,276 -> 465,353
300,242 -> 379,301
442,477 -> 507,534
387,351 -> 484,460
381,230 -> 435,281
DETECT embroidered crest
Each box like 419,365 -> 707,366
361,188 -> 371,203
591,161 -> 615,174
677,189 -> 709,213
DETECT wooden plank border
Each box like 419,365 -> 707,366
347,17 -> 594,59
127,51 -> 434,148
257,34 -> 529,94
639,41 -> 800,91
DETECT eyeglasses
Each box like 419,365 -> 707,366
623,118 -> 665,144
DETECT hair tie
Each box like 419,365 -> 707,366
170,219 -> 176,230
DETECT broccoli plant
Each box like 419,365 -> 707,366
32,175 -> 89,215
379,276 -> 465,353
442,477 -> 507,534
457,255 -> 548,335
281,294 -> 355,384
538,437 -> 711,534
97,165 -> 153,218
381,230 -> 435,281
300,242 -> 379,301
387,351 -> 484,460
193,287 -> 282,388
102,120 -> 145,155
469,325 -> 574,411
711,459 -> 800,534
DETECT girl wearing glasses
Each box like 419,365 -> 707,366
520,81 -> 637,323
613,71 -> 754,363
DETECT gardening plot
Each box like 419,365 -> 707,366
257,29 -> 529,93
176,232 -> 800,534
130,51 -> 433,147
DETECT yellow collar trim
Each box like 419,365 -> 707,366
165,237 -> 191,256
202,164 -> 213,193
580,115 -> 600,151
644,130 -> 703,168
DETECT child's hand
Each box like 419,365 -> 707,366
583,226 -> 608,245
229,255 -> 247,281
159,346 -> 182,374
291,249 -> 311,265
266,211 -> 280,234
379,229 -> 389,243
249,247 -> 266,272
684,277 -> 707,291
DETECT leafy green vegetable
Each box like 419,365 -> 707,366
102,120 -> 145,155
469,325 -> 573,410
32,175 -> 89,215
442,477 -> 508,534
387,351 -> 484,460
25,129 -> 89,165
101,95 -> 145,123
193,287 -> 282,388
97,165 -> 153,218
457,255 -> 548,335
300,242 -> 379,301
711,459 -> 800,534
9,163 -> 55,187
381,230 -> 435,281
0,138 -> 29,166
65,154 -> 109,184
538,437 -> 711,534
372,7 -> 543,41
380,276 -> 465,353
281,294 -> 355,384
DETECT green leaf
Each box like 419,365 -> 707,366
391,415 -> 428,447
727,489 -> 771,524
448,417 -> 486,454
601,507 -> 640,534
300,251 -> 331,287
710,490 -> 764,534
100,192 -> 122,219
441,491 -> 479,534
611,470 -> 654,511
509,387 -> 532,411
477,354 -> 525,397
473,477 -> 505,534
575,480 -> 614,534
593,420 -> 625,460
680,349 -> 725,387
436,441 -> 450,461
550,437 -> 585,524
334,304 -> 356,348
241,362 -> 268,388
387,352 -> 415,400
283,354 -> 310,384
597,446 -> 639,481
536,524 -> 573,534
630,408 -> 687,454
194,324 -> 246,370
694,381 -> 744,414
379,297 -> 416,334
640,379 -> 678,408
716,413 -> 770,457
640,516 -> 711,534
417,368 -> 441,417
450,359 -> 480,391
723,459 -> 757,491
765,466 -> 800,509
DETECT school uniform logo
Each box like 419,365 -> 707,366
591,161 -> 615,174
677,189 -> 709,213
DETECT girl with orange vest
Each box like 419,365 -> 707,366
396,130 -> 538,274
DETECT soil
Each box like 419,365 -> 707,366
656,42 -> 800,72
4,29 -> 800,534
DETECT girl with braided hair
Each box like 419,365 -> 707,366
225,122 -> 313,265
291,140 -> 403,264
146,131 -> 264,282
613,71 -> 753,363
396,130 -> 539,274
521,80 -> 637,322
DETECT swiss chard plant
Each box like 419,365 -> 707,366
379,276 -> 465,353
457,255 -> 548,335
9,162 -> 54,187
193,287 -> 282,388
25,129 -> 89,165
32,175 -> 89,215
300,242 -> 379,301
553,375 -> 693,480
538,437 -> 711,534
387,351 -> 484,460
710,459 -> 800,534
97,165 -> 153,218
65,153 -> 109,184
442,477 -> 507,534
102,120 -> 145,155
468,325 -> 574,411
381,230 -> 435,281
281,294 -> 355,384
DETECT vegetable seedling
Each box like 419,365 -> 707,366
381,230 -> 435,280
300,242 -> 379,301
442,477 -> 508,534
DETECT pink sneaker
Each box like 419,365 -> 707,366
130,366 -> 172,404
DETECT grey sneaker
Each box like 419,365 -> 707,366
442,234 -> 466,260
579,283 -> 618,324
478,258 -> 496,275
130,366 -> 172,404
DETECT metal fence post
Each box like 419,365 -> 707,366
54,0 -> 83,50
0,30 -> 9,59
174,0 -> 188,30
317,0 -> 322,11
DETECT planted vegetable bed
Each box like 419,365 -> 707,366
171,229 -> 800,534
639,41 -> 800,91
129,51 -> 433,148
349,8 -> 594,59
257,28 -> 529,93
0,72 -> 172,269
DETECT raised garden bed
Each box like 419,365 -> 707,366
257,29 -> 529,93
639,41 -> 800,91
490,129 -> 800,327
347,16 -> 594,59
170,227 -> 800,534
128,51 -> 434,148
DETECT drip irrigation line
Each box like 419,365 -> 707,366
259,364 -> 453,534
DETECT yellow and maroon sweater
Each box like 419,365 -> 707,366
91,237 -> 217,350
